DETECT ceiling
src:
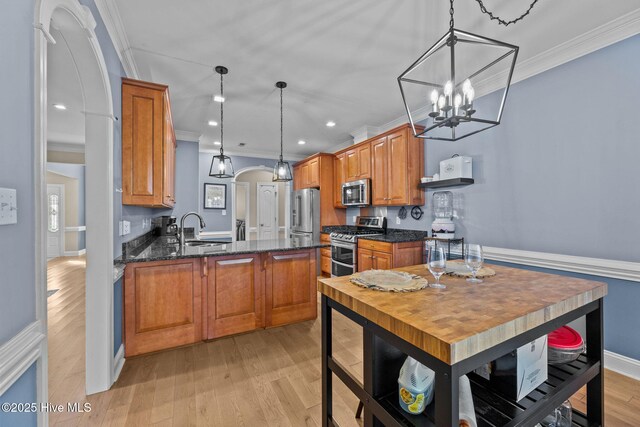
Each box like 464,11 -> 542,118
101,1 -> 639,157
47,11 -> 86,151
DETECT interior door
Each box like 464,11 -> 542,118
257,183 -> 278,240
47,184 -> 64,259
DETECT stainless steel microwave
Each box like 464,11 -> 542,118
341,179 -> 370,206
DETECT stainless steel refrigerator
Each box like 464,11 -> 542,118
290,188 -> 320,245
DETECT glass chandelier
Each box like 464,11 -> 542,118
398,0 -> 537,141
272,81 -> 293,182
209,65 -> 235,178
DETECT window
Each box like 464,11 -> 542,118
48,194 -> 59,233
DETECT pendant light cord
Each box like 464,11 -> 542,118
279,86 -> 284,162
474,0 -> 540,26
219,71 -> 224,155
449,0 -> 454,30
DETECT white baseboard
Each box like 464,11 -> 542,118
0,321 -> 45,396
64,249 -> 86,257
112,344 -> 125,383
483,246 -> 640,283
604,350 -> 640,380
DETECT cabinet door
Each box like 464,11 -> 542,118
371,137 -> 389,205
124,258 -> 203,357
357,143 -> 371,178
207,255 -> 264,339
122,83 -> 164,206
373,251 -> 393,270
265,250 -> 317,327
308,157 -> 320,187
388,130 -> 409,205
300,163 -> 310,188
334,153 -> 345,207
293,165 -> 302,190
163,107 -> 176,207
345,149 -> 359,181
320,254 -> 331,277
358,248 -> 374,272
393,242 -> 424,268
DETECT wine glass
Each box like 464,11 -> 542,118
427,247 -> 447,289
464,244 -> 484,283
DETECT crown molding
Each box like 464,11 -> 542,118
94,0 -> 140,79
175,129 -> 201,142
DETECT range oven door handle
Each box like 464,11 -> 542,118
330,241 -> 356,250
331,259 -> 355,268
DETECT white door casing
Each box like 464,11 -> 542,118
257,182 -> 278,240
46,184 -> 65,259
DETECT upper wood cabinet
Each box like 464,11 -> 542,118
345,142 -> 371,181
334,153 -> 345,208
206,254 -> 264,339
122,78 -> 176,208
371,125 -> 424,206
293,154 -> 346,226
124,258 -> 204,357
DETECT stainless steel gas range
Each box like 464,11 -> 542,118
329,216 -> 386,277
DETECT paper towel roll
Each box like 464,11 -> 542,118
459,375 -> 477,427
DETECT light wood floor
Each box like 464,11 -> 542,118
47,257 -> 640,426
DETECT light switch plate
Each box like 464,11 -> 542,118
0,188 -> 18,225
221,210 -> 226,216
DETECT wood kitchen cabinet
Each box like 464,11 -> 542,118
122,78 -> 176,208
334,152 -> 345,208
124,258 -> 203,357
345,142 -> 371,181
265,249 -> 317,327
293,154 -> 345,226
357,239 -> 424,272
371,124 -> 424,206
206,254 -> 264,339
320,233 -> 331,277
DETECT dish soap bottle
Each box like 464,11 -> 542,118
398,356 -> 435,414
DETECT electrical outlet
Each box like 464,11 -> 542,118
221,210 -> 226,216
352,215 -> 356,223
0,188 -> 17,225
395,217 -> 401,225
119,220 -> 131,236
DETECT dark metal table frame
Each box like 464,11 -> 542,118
321,295 -> 604,427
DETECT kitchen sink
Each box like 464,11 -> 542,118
183,240 -> 223,248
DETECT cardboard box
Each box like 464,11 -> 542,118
490,336 -> 548,401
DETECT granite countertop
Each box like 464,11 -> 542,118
116,234 -> 329,264
359,229 -> 428,243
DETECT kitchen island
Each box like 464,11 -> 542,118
318,264 -> 607,426
117,235 -> 328,356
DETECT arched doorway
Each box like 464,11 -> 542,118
35,0 -> 115,402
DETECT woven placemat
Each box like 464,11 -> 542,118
445,260 -> 496,278
350,270 -> 429,292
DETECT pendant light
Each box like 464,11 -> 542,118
397,0 -> 537,141
209,65 -> 235,178
272,81 -> 293,182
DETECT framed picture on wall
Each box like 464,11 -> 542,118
204,183 -> 226,209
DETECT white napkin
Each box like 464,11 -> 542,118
459,375 -> 477,427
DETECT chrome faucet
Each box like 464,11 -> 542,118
179,212 -> 206,246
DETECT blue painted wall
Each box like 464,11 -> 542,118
384,34 -> 640,266
0,365 -> 37,427
169,141 -> 200,221
198,153 -> 294,232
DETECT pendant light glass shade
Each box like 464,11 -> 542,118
398,1 -> 519,141
273,81 -> 293,182
209,66 -> 235,178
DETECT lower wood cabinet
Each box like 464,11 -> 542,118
124,258 -> 204,357
357,240 -> 424,272
320,234 -> 331,277
265,249 -> 317,327
206,254 -> 264,339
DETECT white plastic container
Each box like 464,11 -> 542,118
398,357 -> 435,415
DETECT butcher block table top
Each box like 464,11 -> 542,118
317,263 -> 607,365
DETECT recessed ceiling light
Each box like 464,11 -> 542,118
213,95 -> 225,103
213,141 -> 221,146
326,121 -> 336,127
53,104 -> 67,110
208,120 -> 218,127
298,140 -> 306,145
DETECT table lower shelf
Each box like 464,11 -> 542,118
375,355 -> 599,427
